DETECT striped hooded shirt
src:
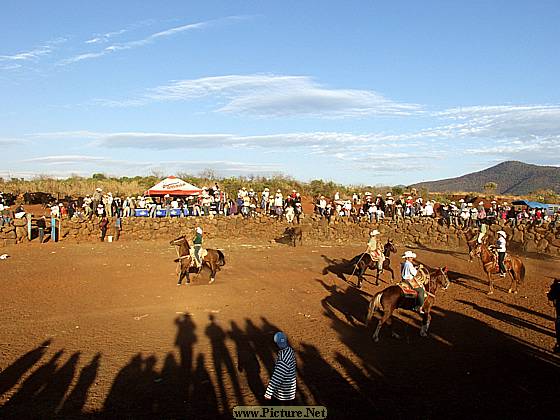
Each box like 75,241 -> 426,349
264,346 -> 297,400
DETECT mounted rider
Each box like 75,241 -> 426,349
494,230 -> 507,277
401,251 -> 426,314
366,229 -> 385,272
193,226 -> 204,267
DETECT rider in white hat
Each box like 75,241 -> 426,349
495,231 -> 507,277
366,229 -> 385,273
401,251 -> 425,313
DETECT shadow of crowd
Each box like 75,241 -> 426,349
1,299 -> 559,419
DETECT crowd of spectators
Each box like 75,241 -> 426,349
1,188 -> 559,234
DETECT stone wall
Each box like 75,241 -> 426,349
1,215 -> 559,256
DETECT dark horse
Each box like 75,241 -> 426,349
170,235 -> 226,285
349,239 -> 397,288
366,267 -> 450,342
284,227 -> 303,247
471,242 -> 525,294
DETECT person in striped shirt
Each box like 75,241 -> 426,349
264,332 -> 296,403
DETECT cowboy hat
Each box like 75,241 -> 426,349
402,251 -> 417,259
491,200 -> 496,204
96,188 -> 102,191
196,227 -> 203,234
479,201 -> 484,205
468,203 -> 473,206
386,192 -> 392,196
459,199 -> 464,202
497,230 -> 507,238
370,229 -> 380,236
407,196 -> 412,199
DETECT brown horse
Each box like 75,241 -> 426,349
366,267 -> 450,342
170,235 -> 226,285
471,242 -> 525,294
463,227 -> 479,261
349,239 -> 397,288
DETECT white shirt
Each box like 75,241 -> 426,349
496,237 -> 506,253
401,260 -> 417,280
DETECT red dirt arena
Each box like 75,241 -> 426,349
0,237 -> 559,419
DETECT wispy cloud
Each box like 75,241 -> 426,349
0,38 -> 66,64
60,16 -> 244,65
100,74 -> 422,118
14,155 -> 281,179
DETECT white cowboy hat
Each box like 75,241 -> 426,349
479,201 -> 484,205
364,192 -> 371,196
377,194 -> 382,197
503,202 -> 508,205
467,203 -> 473,206
196,227 -> 203,234
402,251 -> 417,259
497,230 -> 507,238
450,201 -> 455,204
370,229 -> 380,236
277,189 -> 281,192
96,188 -> 102,191
407,196 -> 412,199
459,199 -> 464,202
491,200 -> 496,204
386,192 -> 392,196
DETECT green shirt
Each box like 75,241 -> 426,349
193,233 -> 203,245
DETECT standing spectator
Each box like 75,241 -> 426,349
261,188 -> 270,211
50,212 -> 59,243
294,200 -> 303,224
37,216 -> 46,244
274,190 -> 284,218
99,216 -> 109,242
318,196 -> 327,217
264,332 -> 296,403
92,188 -> 102,210
477,202 -> 487,227
115,215 -> 122,241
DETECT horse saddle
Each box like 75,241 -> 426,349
189,248 -> 208,267
397,282 -> 418,298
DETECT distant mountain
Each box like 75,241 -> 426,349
411,161 -> 560,195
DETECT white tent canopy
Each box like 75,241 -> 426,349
145,176 -> 203,196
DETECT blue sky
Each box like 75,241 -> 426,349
1,1 -> 559,185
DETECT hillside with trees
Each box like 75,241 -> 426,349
411,161 -> 560,195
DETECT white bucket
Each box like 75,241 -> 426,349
107,236 -> 113,243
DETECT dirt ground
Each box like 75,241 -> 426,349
0,235 -> 558,419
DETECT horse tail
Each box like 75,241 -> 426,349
217,250 -> 226,267
366,292 -> 383,325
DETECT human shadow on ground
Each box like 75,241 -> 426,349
3,304 -> 558,419
456,299 -> 556,338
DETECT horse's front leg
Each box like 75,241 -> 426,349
507,270 -> 518,294
487,273 -> 494,295
420,311 -> 431,337
209,263 -> 216,284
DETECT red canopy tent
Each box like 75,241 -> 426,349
145,176 -> 203,196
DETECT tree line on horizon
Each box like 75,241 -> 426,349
0,171 -> 558,204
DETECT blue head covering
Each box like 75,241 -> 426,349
274,332 -> 288,349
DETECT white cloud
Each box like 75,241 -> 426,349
12,156 -> 281,179
60,16 -> 243,65
102,74 -> 422,118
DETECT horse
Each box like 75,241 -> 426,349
462,227 -> 480,261
366,267 -> 450,342
170,235 -> 226,285
284,226 -> 303,247
471,242 -> 525,294
349,239 -> 397,288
